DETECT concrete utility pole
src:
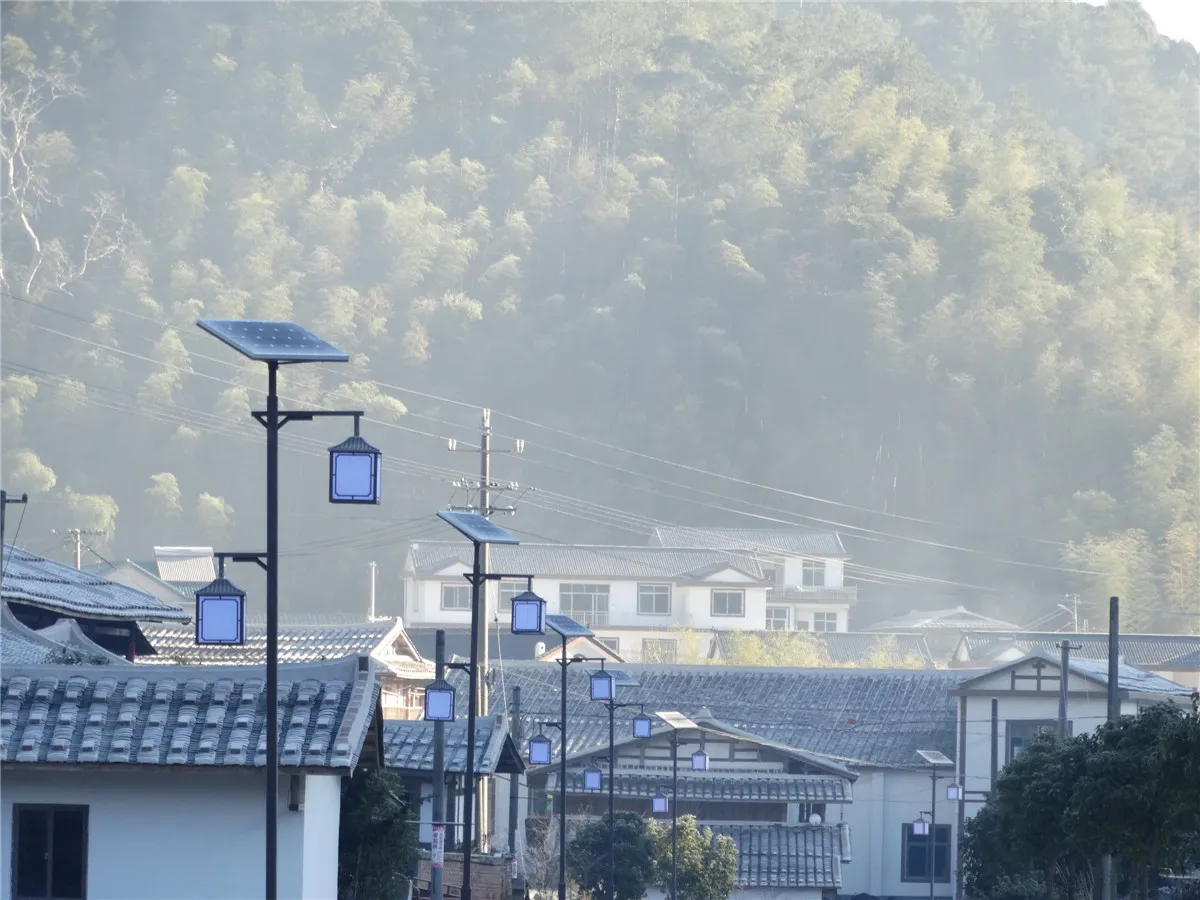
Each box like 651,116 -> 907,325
1102,597 -> 1120,900
448,408 -> 523,854
1057,641 -> 1081,740
51,527 -> 105,569
509,686 -> 523,900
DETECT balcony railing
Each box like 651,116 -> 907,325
561,608 -> 609,627
767,586 -> 859,605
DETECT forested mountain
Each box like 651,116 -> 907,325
1,1 -> 1196,631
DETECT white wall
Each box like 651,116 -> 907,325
839,769 -> 956,899
0,769 -> 341,900
780,557 -> 844,589
406,569 -> 769,631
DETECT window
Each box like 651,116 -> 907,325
560,584 -> 610,627
711,590 -> 745,617
596,637 -> 620,655
642,639 -> 677,664
1007,720 -> 1066,762
812,612 -> 839,632
441,583 -> 471,611
802,559 -> 825,587
637,584 -> 671,616
765,607 -> 790,630
901,823 -> 951,883
13,805 -> 88,900
498,580 -> 526,614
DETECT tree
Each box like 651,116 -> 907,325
648,815 -> 737,900
962,700 -> 1200,900
337,768 -> 417,900
567,812 -> 655,900
722,631 -> 832,667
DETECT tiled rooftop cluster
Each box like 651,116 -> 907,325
1,605 -> 128,666
2,544 -> 189,622
955,631 -> 1200,668
547,771 -> 852,803
0,656 -> 379,770
382,717 -> 520,775
477,662 -> 960,767
713,823 -> 851,889
409,542 -> 765,580
652,526 -> 847,559
868,606 -> 1020,632
141,620 -> 431,677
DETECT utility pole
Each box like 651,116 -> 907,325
368,561 -> 377,620
1,490 -> 30,584
1102,597 -> 1119,900
431,630 -> 447,900
1057,641 -> 1081,739
50,527 -> 105,569
448,408 -> 523,854
509,686 -> 523,900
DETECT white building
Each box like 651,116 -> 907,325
950,649 -> 1195,890
403,534 -> 855,662
651,527 -> 857,633
0,655 -> 385,900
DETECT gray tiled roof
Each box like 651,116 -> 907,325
0,655 -> 380,770
408,542 -> 765,580
382,716 -> 522,775
867,606 -> 1020,632
472,662 -> 959,768
953,631 -> 1200,668
954,650 -> 1194,698
3,545 -> 189,622
1166,649 -> 1200,668
710,631 -> 935,667
714,823 -> 851,889
652,527 -> 847,559
1,604 -> 127,666
139,620 -> 432,676
546,771 -> 852,803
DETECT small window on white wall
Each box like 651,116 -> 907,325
711,590 -> 745,617
765,607 -> 790,630
441,584 -> 471,611
802,559 -> 825,587
813,612 -> 838,632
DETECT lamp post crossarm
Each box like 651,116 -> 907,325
252,408 -> 365,432
444,662 -> 473,675
538,721 -> 564,732
460,571 -> 534,587
213,551 -> 269,575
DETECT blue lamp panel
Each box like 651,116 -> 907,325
196,595 -> 245,645
330,452 -> 380,504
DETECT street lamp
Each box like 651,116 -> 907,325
423,679 -> 457,722
946,783 -> 963,802
912,813 -> 931,837
510,590 -> 546,635
655,712 -> 700,900
691,748 -> 708,771
632,713 -> 653,739
328,427 -> 382,504
543,616 -> 604,900
916,749 -> 956,900
583,766 -> 603,792
652,792 -> 669,815
589,668 -> 644,900
529,732 -> 553,767
196,317 -> 366,900
194,569 -> 246,646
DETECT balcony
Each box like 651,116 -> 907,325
767,586 -> 859,605
561,608 -> 609,628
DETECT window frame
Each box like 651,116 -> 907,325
710,589 -> 745,618
801,558 -> 826,587
559,583 -> 611,627
595,637 -> 620,655
764,606 -> 791,631
812,612 -> 839,632
636,583 -> 672,617
440,583 -> 471,611
12,803 -> 89,900
497,579 -> 526,615
900,822 -> 951,883
641,638 -> 678,664
1006,719 -> 1069,763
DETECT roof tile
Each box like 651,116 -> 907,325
652,527 -> 846,559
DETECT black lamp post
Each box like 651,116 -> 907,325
915,749 -> 956,900
655,712 -> 700,900
196,319 -> 382,900
541,615 -> 602,900
588,665 -> 645,900
421,510 -> 539,900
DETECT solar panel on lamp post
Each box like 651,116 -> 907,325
195,319 -> 367,900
